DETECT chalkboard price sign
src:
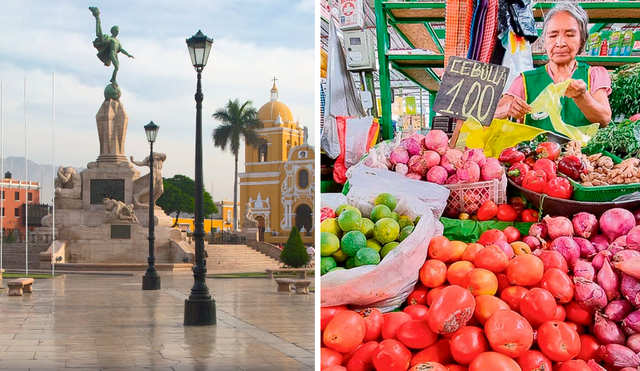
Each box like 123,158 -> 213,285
433,57 -> 510,126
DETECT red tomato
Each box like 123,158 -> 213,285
540,268 -> 574,303
554,305 -> 566,321
464,268 -> 498,297
409,363 -> 448,371
322,305 -> 348,331
575,334 -> 599,362
324,366 -> 347,371
372,339 -> 412,371
321,347 -> 342,370
520,288 -> 557,328
556,359 -> 591,371
497,204 -> 518,222
407,284 -> 429,306
537,321 -> 581,362
382,312 -> 412,340
484,309 -> 533,358
564,302 -> 593,326
396,320 -> 438,350
506,254 -> 544,286
324,311 -> 366,354
474,295 -> 510,326
359,308 -> 384,342
345,341 -> 378,371
428,236 -> 454,262
500,286 -> 529,312
493,240 -> 515,259
426,286 -> 445,307
445,366 -> 468,371
461,243 -> 484,263
411,339 -> 453,367
474,245 -> 509,273
427,285 -> 476,334
404,304 -> 429,321
538,250 -> 569,273
478,229 -> 508,246
516,349 -> 552,371
420,259 -> 448,288
503,226 -> 521,243
449,326 -> 489,365
447,261 -> 475,287
495,273 -> 511,296
521,209 -> 539,223
469,352 -> 522,371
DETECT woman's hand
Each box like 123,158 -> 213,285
507,96 -> 532,120
565,79 -> 587,99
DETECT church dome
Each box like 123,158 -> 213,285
257,83 -> 295,126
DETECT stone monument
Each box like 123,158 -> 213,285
36,7 -> 193,270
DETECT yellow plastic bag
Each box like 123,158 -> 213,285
462,117 -> 545,157
528,79 -> 598,145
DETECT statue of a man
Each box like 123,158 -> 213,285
130,153 -> 167,207
54,166 -> 82,199
89,6 -> 134,86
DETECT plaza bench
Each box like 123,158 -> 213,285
274,278 -> 311,294
265,268 -> 314,279
8,278 -> 34,296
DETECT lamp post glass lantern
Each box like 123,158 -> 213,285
184,30 -> 216,326
142,121 -> 161,290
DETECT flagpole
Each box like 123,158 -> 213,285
1,82 -> 4,272
24,77 -> 28,275
52,73 -> 55,277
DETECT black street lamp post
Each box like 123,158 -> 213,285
184,30 -> 216,326
142,121 -> 161,290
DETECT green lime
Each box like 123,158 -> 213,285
398,216 -> 414,230
399,226 -> 414,242
345,257 -> 356,269
370,205 -> 392,223
321,232 -> 341,257
321,218 -> 342,239
338,209 -> 362,232
381,241 -> 400,259
366,239 -> 383,253
336,204 -> 358,217
373,217 -> 400,244
321,257 -> 337,275
374,192 -> 397,211
328,267 -> 346,273
355,248 -> 381,266
332,249 -> 349,265
390,212 -> 399,222
414,216 -> 421,225
359,218 -> 375,239
341,230 -> 367,257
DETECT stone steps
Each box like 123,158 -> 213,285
205,244 -> 281,272
0,243 -> 49,270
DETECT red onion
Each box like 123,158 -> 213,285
549,236 -> 581,268
456,161 -> 480,183
598,259 -> 621,301
593,250 -> 613,272
600,208 -> 636,241
615,257 -> 640,280
573,212 -> 599,239
628,226 -> 640,251
544,215 -> 574,240
621,273 -> 640,307
574,237 -> 597,259
424,130 -> 449,155
627,333 -> 640,353
462,148 -> 487,168
408,155 -> 429,176
400,137 -> 422,157
590,234 -> 610,252
614,250 -> 640,262
624,310 -> 640,333
610,244 -> 626,256
539,250 -> 568,273
624,325 -> 637,337
594,312 -> 626,344
422,150 -> 441,169
389,147 -> 410,165
480,161 -> 504,181
605,300 -> 634,322
613,235 -> 629,249
587,360 -> 607,371
426,166 -> 448,185
406,172 -> 422,180
411,132 -> 427,150
573,259 -> 596,281
597,344 -> 640,368
529,222 -> 548,240
634,208 -> 640,225
440,148 -> 463,175
574,277 -> 608,311
523,235 -> 542,250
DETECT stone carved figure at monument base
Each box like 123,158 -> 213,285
242,202 -> 259,229
130,153 -> 166,208
54,166 -> 82,199
103,198 -> 138,223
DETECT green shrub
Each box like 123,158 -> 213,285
280,226 -> 309,268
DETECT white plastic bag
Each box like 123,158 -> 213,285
501,31 -> 534,94
347,164 -> 450,219
345,116 -> 375,168
321,193 -> 347,210
321,192 -> 442,312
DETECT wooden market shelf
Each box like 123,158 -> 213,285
533,55 -> 640,68
533,2 -> 640,23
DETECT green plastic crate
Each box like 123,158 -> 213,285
569,151 -> 640,202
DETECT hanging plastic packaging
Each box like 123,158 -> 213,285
507,0 -> 537,42
501,31 -> 534,93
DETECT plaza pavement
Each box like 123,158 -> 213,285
0,271 -> 315,371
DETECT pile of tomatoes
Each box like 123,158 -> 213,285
320,230 -> 604,371
472,198 -> 538,222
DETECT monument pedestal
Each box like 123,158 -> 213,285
81,162 -> 139,211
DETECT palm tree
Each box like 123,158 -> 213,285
212,99 -> 263,231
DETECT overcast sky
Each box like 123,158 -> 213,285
0,0 -> 315,203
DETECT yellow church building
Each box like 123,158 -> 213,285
239,82 -> 314,245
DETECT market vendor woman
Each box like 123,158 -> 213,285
495,2 -> 612,130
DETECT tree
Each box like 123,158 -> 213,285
156,174 -> 217,227
280,226 -> 309,268
212,99 -> 263,230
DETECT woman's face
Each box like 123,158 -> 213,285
544,11 -> 582,65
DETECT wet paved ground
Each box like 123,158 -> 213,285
0,272 -> 315,370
